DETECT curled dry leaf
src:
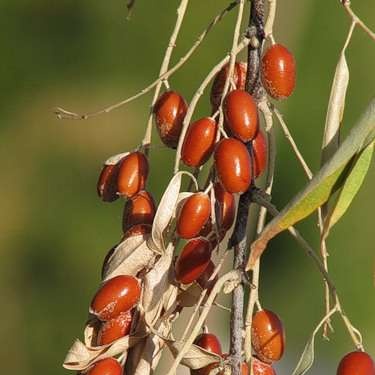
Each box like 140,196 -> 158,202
321,52 -> 349,165
104,152 -> 130,165
84,318 -> 101,347
166,340 -> 222,370
63,335 -> 143,371
247,98 -> 375,270
152,172 -> 183,251
102,234 -> 155,281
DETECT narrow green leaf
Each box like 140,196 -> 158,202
323,142 -> 374,236
247,99 -> 375,270
321,52 -> 349,165
291,334 -> 316,375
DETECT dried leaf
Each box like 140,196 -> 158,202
84,318 -> 101,347
177,283 -> 203,307
102,235 -> 155,281
104,152 -> 130,165
291,334 -> 316,375
247,99 -> 375,270
152,171 -> 197,251
321,52 -> 349,165
222,277 -> 241,294
323,142 -> 374,236
167,340 -> 221,370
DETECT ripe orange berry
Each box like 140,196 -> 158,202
261,44 -> 296,100
177,193 -> 211,239
251,309 -> 285,363
90,275 -> 141,321
97,310 -> 133,346
224,90 -> 258,142
122,191 -> 156,233
197,260 -> 218,293
337,351 -> 375,375
194,333 -> 222,355
214,138 -> 252,194
117,152 -> 149,198
252,358 -> 276,375
97,163 -> 122,202
154,91 -> 188,148
175,238 -> 212,284
252,130 -> 267,178
214,183 -> 236,232
211,62 -> 247,111
86,358 -> 122,375
181,117 -> 218,167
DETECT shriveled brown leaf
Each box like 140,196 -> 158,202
102,235 -> 155,281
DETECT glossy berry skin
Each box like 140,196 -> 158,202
175,238 -> 212,284
86,358 -> 122,375
252,130 -> 267,178
97,310 -> 133,345
195,333 -> 223,355
97,163 -> 121,202
122,191 -> 156,233
251,309 -> 285,363
117,152 -> 149,198
154,91 -> 188,148
252,358 -> 276,375
224,90 -> 258,142
123,223 -> 152,239
211,61 -> 247,111
177,193 -> 211,239
214,138 -> 252,194
214,183 -> 236,232
197,261 -> 218,292
261,44 -> 296,100
337,351 -> 375,375
90,275 -> 141,321
181,117 -> 218,167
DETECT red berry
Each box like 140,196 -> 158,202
175,238 -> 212,284
252,130 -> 267,178
214,183 -> 236,232
261,44 -> 296,100
122,191 -> 156,233
211,62 -> 247,111
177,193 -> 211,239
197,261 -> 218,293
224,90 -> 258,142
252,358 -> 276,375
86,358 -> 122,375
181,117 -> 218,167
195,333 -> 223,355
154,91 -> 188,148
251,309 -> 285,363
123,223 -> 152,239
97,163 -> 121,202
117,152 -> 149,198
97,310 -> 133,345
337,351 -> 375,375
214,138 -> 252,193
90,275 -> 141,321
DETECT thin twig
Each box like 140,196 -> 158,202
54,1 -> 240,121
264,0 -> 277,44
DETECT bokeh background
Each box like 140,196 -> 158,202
0,0 -> 374,374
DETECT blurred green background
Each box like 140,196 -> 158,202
0,0 -> 374,374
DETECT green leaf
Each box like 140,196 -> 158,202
323,142 -> 374,236
247,99 -> 375,270
291,334 -> 316,375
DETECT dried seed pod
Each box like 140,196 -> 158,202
181,117 -> 218,167
224,89 -> 258,142
210,61 -> 247,111
175,238 -> 211,284
117,152 -> 149,198
176,193 -> 211,239
90,275 -> 141,321
97,310 -> 133,345
122,191 -> 156,233
97,162 -> 122,202
214,182 -> 236,232
154,90 -> 188,148
86,358 -> 122,375
261,43 -> 296,100
214,138 -> 252,194
252,130 -> 267,178
251,309 -> 285,363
